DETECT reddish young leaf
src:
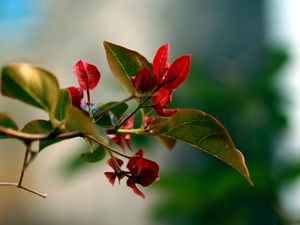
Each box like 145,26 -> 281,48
153,43 -> 169,82
161,55 -> 191,90
67,86 -> 83,108
131,68 -> 157,93
72,60 -> 101,90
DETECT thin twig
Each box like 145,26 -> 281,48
85,134 -> 131,159
0,182 -> 47,198
18,142 -> 31,187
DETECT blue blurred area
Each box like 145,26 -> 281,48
0,0 -> 30,21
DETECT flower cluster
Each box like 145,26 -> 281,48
131,43 -> 191,117
104,149 -> 159,199
66,43 -> 191,198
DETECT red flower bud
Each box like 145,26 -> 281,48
72,60 -> 101,90
131,68 -> 157,93
67,86 -> 84,108
153,43 -> 169,82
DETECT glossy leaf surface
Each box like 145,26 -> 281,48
152,109 -> 252,185
0,113 -> 18,138
65,106 -> 99,137
55,89 -> 71,121
1,63 -> 60,116
103,41 -> 152,93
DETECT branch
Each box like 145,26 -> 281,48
0,182 -> 47,198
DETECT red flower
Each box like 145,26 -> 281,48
131,68 -> 157,93
104,157 -> 124,185
152,88 -> 178,116
107,116 -> 134,150
72,60 -> 101,90
153,43 -> 191,90
67,86 -> 84,108
126,149 -> 160,199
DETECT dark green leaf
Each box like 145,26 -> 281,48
80,146 -> 106,163
0,113 -> 18,138
94,101 -> 128,126
103,41 -> 152,94
1,63 -> 60,117
55,89 -> 71,121
152,108 -> 253,185
100,101 -> 128,120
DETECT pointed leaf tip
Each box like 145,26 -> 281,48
152,109 -> 252,185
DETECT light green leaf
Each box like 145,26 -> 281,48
103,41 -> 152,94
65,106 -> 99,137
152,108 -> 253,185
55,89 -> 71,121
0,113 -> 18,139
1,63 -> 60,117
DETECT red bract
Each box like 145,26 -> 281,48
152,88 -> 173,107
126,149 -> 160,199
161,55 -> 191,90
108,116 -> 134,150
67,86 -> 84,108
153,43 -> 170,82
131,68 -> 157,93
152,43 -> 191,90
104,158 -> 124,185
72,60 -> 101,90
152,88 -> 178,116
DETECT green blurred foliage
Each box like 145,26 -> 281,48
152,48 -> 300,225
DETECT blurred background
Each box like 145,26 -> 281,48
0,0 -> 300,224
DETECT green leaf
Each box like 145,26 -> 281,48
94,101 -> 128,126
55,89 -> 71,121
101,101 -> 128,120
65,106 -> 99,137
152,109 -> 253,185
21,120 -> 66,151
155,135 -> 177,150
0,113 -> 18,138
1,63 -> 60,117
21,120 -> 53,134
103,41 -> 152,94
80,146 -> 106,163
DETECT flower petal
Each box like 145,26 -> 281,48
152,89 -> 173,107
104,172 -> 116,186
126,178 -> 145,199
153,43 -> 169,82
161,55 -> 191,90
106,158 -> 124,170
72,60 -> 101,90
